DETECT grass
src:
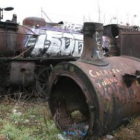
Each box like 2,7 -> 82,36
0,96 -> 140,140
0,96 -> 61,140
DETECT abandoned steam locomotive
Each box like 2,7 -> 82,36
1,8 -> 140,139
0,12 -> 83,96
47,22 -> 140,139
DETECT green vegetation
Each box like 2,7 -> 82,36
0,97 -> 61,140
0,96 -> 140,140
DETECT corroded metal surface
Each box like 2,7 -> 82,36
48,22 -> 140,139
120,31 -> 140,58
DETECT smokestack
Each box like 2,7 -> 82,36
80,22 -> 109,66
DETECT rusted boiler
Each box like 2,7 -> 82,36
47,22 -> 140,139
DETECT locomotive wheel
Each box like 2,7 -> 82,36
35,67 -> 51,98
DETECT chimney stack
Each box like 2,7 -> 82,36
80,22 -> 109,66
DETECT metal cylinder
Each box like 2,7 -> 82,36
47,22 -> 140,139
80,22 -> 108,66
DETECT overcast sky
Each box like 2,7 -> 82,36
1,0 -> 140,25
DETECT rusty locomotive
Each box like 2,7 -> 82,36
0,10 -> 83,97
47,22 -> 140,139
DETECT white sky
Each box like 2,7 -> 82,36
1,0 -> 140,26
